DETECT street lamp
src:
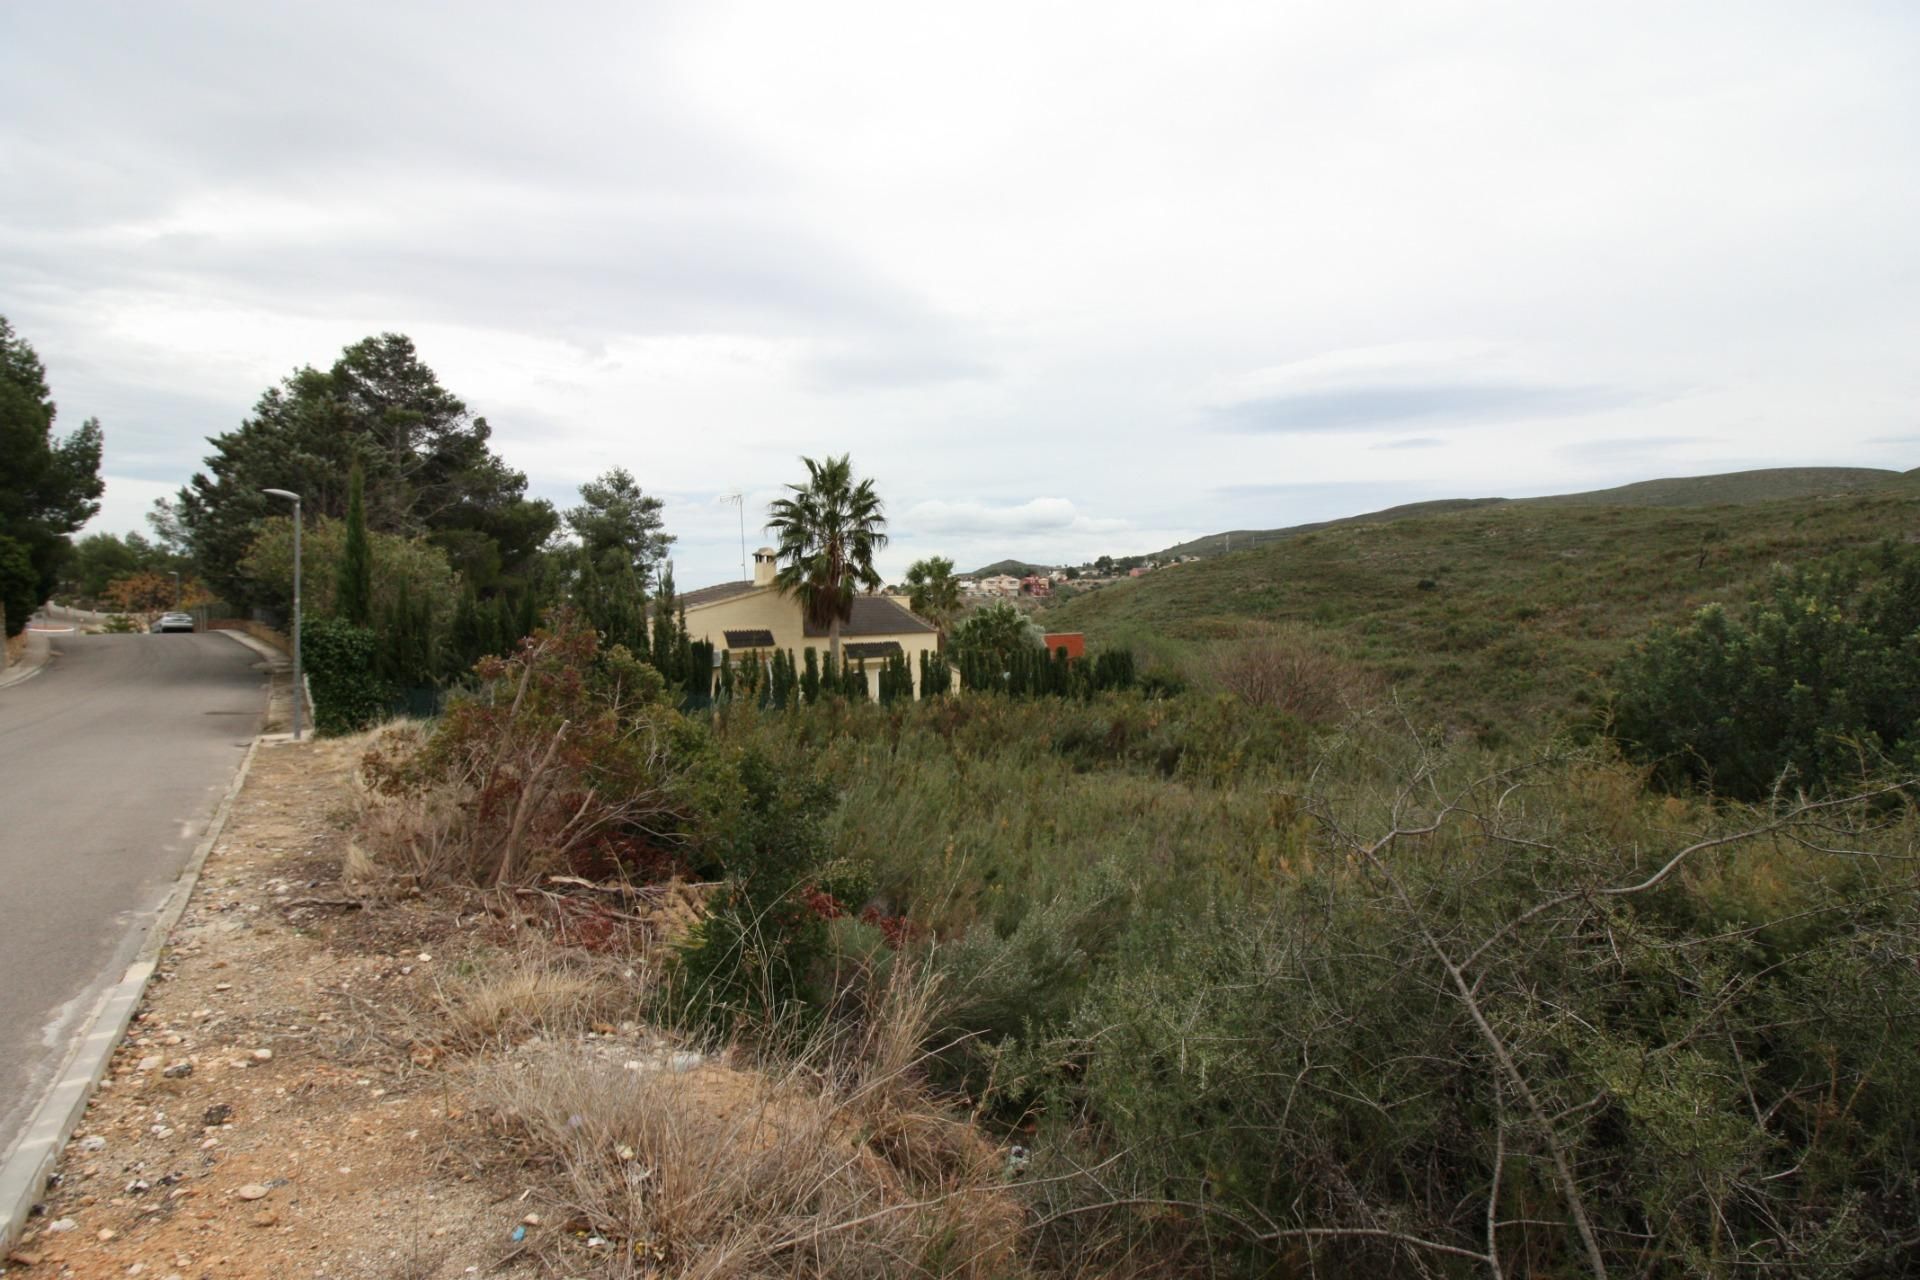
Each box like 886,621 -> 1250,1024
171,570 -> 181,610
262,489 -> 304,741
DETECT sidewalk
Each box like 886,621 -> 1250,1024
215,629 -> 302,735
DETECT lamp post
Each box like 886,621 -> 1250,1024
262,489 -> 304,741
171,570 -> 181,610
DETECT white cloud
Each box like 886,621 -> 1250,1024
903,498 -> 1129,538
8,1 -> 1917,587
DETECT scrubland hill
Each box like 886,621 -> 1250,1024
176,466 -> 1920,1280
1052,469 -> 1920,736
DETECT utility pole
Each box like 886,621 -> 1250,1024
262,489 -> 304,741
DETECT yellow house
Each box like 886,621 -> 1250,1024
681,547 -> 940,698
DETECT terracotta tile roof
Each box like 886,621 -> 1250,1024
803,596 -> 935,638
679,580 -> 759,609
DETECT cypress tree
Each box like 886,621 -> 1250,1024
337,462 -> 373,627
719,649 -> 734,700
686,639 -> 714,702
603,564 -> 645,653
575,552 -> 605,635
802,647 -> 820,704
492,593 -> 516,657
651,564 -> 678,676
450,587 -> 482,673
516,589 -> 538,646
769,649 -> 790,708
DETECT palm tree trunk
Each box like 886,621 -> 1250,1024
829,615 -> 842,670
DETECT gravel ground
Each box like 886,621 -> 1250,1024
3,738 -> 532,1280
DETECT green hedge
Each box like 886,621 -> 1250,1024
300,616 -> 392,735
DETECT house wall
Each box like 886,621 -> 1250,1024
686,590 -> 943,698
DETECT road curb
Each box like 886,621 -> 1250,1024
0,734 -> 265,1251
0,631 -> 52,692
213,628 -> 287,667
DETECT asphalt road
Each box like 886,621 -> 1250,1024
0,629 -> 265,1166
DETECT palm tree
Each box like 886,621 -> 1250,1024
765,454 -> 888,669
904,555 -> 961,648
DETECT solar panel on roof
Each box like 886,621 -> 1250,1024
723,629 -> 776,648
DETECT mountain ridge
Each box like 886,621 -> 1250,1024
967,466 -> 1907,574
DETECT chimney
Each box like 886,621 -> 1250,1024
753,546 -> 777,587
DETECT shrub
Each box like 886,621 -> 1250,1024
1611,543 -> 1920,797
477,963 -> 1023,1278
359,612 -> 684,885
1197,623 -> 1379,724
670,747 -> 868,1030
1014,750 -> 1920,1274
300,615 -> 392,735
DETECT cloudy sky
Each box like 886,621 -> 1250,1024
4,2 -> 1916,586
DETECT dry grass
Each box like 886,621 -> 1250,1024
1196,623 -> 1380,724
476,965 -> 1027,1278
432,947 -> 652,1052
336,720 -> 476,889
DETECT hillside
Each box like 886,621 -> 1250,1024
966,559 -> 1053,578
1150,466 -> 1904,562
1522,465 -> 1904,509
1157,498 -> 1508,560
1047,473 -> 1920,738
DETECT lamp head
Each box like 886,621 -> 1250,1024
262,488 -> 300,502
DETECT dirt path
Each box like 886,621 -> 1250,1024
4,738 -> 525,1280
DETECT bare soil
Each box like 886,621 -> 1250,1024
5,738 -> 530,1280
7,728 -> 1029,1280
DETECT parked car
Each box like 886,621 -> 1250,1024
152,612 -> 196,633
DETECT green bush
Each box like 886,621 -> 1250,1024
1013,757 -> 1920,1274
694,689 -> 1920,1273
360,613 -> 684,884
1611,543 -> 1920,797
671,747 -> 867,1030
300,616 -> 392,735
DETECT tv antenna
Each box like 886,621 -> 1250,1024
719,491 -> 746,580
